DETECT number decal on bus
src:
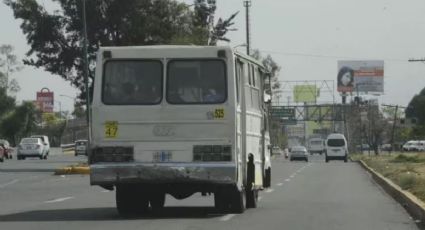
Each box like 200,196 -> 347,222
104,121 -> 118,138
214,108 -> 225,119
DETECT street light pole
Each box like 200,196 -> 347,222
243,0 -> 251,55
82,0 -> 91,143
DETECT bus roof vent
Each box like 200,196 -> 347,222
217,50 -> 226,58
103,50 -> 112,59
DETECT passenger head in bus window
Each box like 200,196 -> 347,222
204,87 -> 224,103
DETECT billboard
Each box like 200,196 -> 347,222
337,60 -> 384,93
293,85 -> 319,103
36,88 -> 54,113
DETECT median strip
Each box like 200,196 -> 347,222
357,157 -> 425,228
54,163 -> 90,175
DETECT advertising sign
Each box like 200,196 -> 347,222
36,88 -> 54,113
293,85 -> 319,103
337,60 -> 384,93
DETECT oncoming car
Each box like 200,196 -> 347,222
289,146 -> 308,162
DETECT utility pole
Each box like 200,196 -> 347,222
243,0 -> 252,55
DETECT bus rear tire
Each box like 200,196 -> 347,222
263,168 -> 271,188
246,187 -> 257,209
116,185 -> 148,217
149,192 -> 165,213
230,188 -> 245,214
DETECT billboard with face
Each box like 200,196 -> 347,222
337,61 -> 384,93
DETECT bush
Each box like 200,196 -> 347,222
398,174 -> 417,190
391,154 -> 425,163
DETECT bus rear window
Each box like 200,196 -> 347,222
327,139 -> 345,147
166,60 -> 227,104
102,60 -> 163,105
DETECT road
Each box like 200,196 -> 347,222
0,154 -> 420,230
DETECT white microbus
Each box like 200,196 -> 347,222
90,46 -> 272,215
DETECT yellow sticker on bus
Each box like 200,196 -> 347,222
214,108 -> 225,119
104,121 -> 118,138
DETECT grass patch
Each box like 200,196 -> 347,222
360,153 -> 425,202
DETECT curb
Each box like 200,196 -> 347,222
358,160 -> 425,228
54,166 -> 90,175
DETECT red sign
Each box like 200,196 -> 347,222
36,88 -> 54,113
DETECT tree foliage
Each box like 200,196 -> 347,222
0,44 -> 22,94
406,87 -> 425,125
5,0 -> 238,101
251,50 -> 281,95
0,102 -> 37,145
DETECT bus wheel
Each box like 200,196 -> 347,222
230,187 -> 245,214
214,191 -> 229,212
116,185 -> 148,217
149,192 -> 166,213
263,167 -> 271,188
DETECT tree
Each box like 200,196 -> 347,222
0,44 -> 22,95
0,87 -> 15,118
0,102 -> 37,145
5,0 -> 238,101
251,50 -> 281,95
406,87 -> 425,125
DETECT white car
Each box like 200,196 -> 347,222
289,146 -> 308,162
402,141 -> 421,152
325,133 -> 348,163
271,146 -> 283,155
31,135 -> 50,156
17,138 -> 48,160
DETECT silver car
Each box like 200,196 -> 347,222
289,146 -> 309,162
17,138 -> 47,160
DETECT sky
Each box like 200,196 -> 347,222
1,0 -> 425,112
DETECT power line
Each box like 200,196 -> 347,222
256,49 -> 408,62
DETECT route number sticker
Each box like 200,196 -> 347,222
104,121 -> 118,138
214,108 -> 225,119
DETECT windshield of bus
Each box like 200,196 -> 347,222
167,60 -> 227,104
102,60 -> 163,105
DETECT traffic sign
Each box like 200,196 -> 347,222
271,106 -> 295,118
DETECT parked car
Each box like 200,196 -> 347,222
17,138 -> 48,160
0,139 -> 13,159
75,140 -> 88,156
380,144 -> 392,151
31,135 -> 50,156
325,133 -> 348,163
289,146 -> 309,162
402,140 -> 421,151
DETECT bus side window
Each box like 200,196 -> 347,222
235,60 -> 243,104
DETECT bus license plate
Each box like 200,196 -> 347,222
153,151 -> 172,162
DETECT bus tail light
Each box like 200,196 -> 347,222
193,145 -> 232,162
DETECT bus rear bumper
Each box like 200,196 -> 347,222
90,162 -> 237,185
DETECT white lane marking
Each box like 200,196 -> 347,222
101,190 -> 111,193
276,182 -> 283,186
265,188 -> 274,193
285,179 -> 290,182
290,174 -> 296,178
220,214 -> 236,221
44,196 -> 74,203
0,179 -> 19,188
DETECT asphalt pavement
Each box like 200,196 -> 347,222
0,153 -> 420,230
